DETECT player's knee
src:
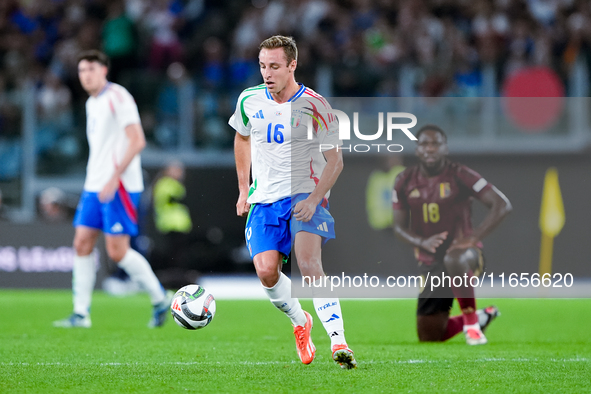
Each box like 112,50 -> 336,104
73,236 -> 93,256
107,245 -> 128,263
459,248 -> 480,270
295,247 -> 321,270
447,248 -> 480,274
253,260 -> 280,287
417,326 -> 444,342
297,254 -> 321,271
417,314 -> 446,342
256,266 -> 280,288
443,251 -> 465,275
418,335 -> 442,343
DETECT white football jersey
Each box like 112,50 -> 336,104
229,84 -> 341,204
83,82 -> 144,193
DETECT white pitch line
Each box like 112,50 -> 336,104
1,358 -> 588,367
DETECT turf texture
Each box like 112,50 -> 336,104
0,290 -> 589,393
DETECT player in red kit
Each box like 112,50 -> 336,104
392,125 -> 512,345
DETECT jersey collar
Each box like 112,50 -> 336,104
288,83 -> 306,102
264,83 -> 306,103
96,82 -> 110,97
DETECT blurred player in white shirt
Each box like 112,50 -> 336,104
53,50 -> 171,329
230,36 -> 356,368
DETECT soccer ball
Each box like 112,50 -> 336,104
170,284 -> 216,330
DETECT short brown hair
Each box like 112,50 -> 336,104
77,50 -> 109,68
259,35 -> 298,65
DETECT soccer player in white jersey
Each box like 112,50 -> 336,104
230,36 -> 356,369
53,50 -> 171,328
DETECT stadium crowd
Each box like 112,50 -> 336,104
0,0 -> 590,179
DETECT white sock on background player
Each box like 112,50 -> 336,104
72,254 -> 96,317
263,272 -> 307,327
312,279 -> 347,347
118,248 -> 166,305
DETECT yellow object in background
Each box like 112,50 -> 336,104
539,168 -> 565,276
153,176 -> 192,234
366,165 -> 405,230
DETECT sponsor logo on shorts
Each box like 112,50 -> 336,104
316,222 -> 328,232
110,222 -> 123,233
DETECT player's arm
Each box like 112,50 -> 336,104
449,186 -> 512,250
99,123 -> 146,202
234,132 -> 251,217
393,208 -> 448,253
293,147 -> 343,222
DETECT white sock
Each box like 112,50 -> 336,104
312,279 -> 347,346
72,254 -> 96,317
118,248 -> 166,305
263,272 -> 307,327
464,322 -> 480,331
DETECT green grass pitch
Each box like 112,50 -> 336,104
0,290 -> 589,393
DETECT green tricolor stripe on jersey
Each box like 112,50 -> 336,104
248,179 -> 257,198
240,85 -> 266,126
244,84 -> 265,92
244,179 -> 257,224
240,94 -> 256,126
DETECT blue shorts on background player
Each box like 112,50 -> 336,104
73,190 -> 141,236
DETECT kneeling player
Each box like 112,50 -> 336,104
393,125 -> 511,344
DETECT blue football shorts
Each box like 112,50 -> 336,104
244,193 -> 336,259
73,189 -> 141,236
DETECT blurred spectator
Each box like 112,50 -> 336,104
35,69 -> 83,174
0,70 -> 23,180
143,0 -> 184,71
365,155 -> 405,231
154,61 -> 198,148
149,160 -> 199,287
153,160 -> 192,236
37,70 -> 73,125
38,187 -> 76,222
202,36 -> 225,89
102,0 -> 138,83
505,18 -> 535,77
232,7 -> 262,54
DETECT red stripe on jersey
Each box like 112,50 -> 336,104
108,99 -> 115,115
304,90 -> 333,122
304,89 -> 327,104
108,85 -> 125,103
113,156 -> 137,224
309,158 -> 320,185
118,180 -> 138,224
309,157 -> 329,208
308,101 -> 329,133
